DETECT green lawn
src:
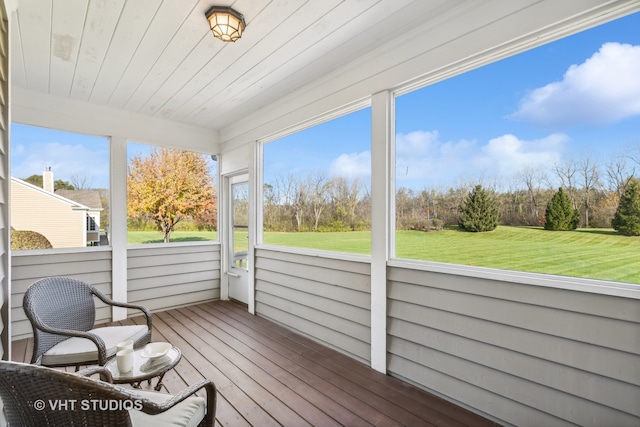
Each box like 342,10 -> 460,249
264,227 -> 640,284
263,231 -> 372,254
128,231 -> 217,244
396,227 -> 640,284
128,227 -> 640,284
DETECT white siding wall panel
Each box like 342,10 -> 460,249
127,242 -> 220,313
0,2 -> 8,363
387,266 -> 640,426
10,249 -> 112,340
11,243 -> 221,340
254,248 -> 371,364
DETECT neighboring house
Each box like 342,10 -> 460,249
55,189 -> 103,245
10,173 -> 103,248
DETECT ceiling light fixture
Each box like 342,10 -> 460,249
205,6 -> 246,42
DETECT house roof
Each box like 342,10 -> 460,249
10,177 -> 93,212
55,190 -> 104,211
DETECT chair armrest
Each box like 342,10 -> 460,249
137,379 -> 216,427
77,366 -> 113,383
92,287 -> 153,330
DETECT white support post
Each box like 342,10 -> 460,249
110,137 -> 128,321
219,162 -> 229,302
370,91 -> 392,373
247,142 -> 261,315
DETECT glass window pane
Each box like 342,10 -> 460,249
232,182 -> 249,269
394,13 -> 640,285
263,107 -> 372,254
127,142 -> 218,244
10,123 -> 109,250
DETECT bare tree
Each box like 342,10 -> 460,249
553,159 -> 578,206
396,187 -> 412,229
625,143 -> 640,169
577,156 -> 601,227
306,172 -> 328,231
70,173 -> 93,190
275,174 -> 297,231
292,177 -> 308,231
327,176 -> 362,230
516,165 -> 547,225
263,183 -> 277,229
606,157 -> 635,198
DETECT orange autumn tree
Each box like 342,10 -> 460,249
127,147 -> 216,243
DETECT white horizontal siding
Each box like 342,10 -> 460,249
11,249 -> 112,340
254,248 -> 371,364
11,243 -> 221,340
387,266 -> 640,426
0,5 -> 9,365
127,242 -> 220,313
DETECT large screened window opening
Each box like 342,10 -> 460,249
10,123 -> 109,250
127,142 -> 218,244
262,107 -> 372,254
394,13 -> 640,285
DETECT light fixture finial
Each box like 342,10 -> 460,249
205,6 -> 246,42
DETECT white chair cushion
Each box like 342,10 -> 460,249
129,389 -> 206,427
41,325 -> 148,365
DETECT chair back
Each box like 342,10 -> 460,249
23,277 -> 97,364
0,361 -> 134,426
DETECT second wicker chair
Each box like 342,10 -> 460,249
22,276 -> 152,368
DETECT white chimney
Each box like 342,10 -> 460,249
43,167 -> 54,192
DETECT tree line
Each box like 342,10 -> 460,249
264,154 -> 640,234
264,174 -> 370,232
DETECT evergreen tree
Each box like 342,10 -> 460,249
458,185 -> 499,232
544,187 -> 579,231
612,177 -> 640,236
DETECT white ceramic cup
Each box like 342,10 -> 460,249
116,348 -> 134,373
116,340 -> 134,353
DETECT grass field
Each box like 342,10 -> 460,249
128,231 -> 217,244
128,226 -> 640,284
395,227 -> 640,284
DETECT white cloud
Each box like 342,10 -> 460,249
510,42 -> 640,128
476,133 -> 567,177
396,131 -> 476,186
395,130 -> 440,157
329,151 -> 371,180
327,130 -> 568,190
395,130 -> 568,189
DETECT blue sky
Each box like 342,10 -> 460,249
11,125 -> 111,188
12,12 -> 640,192
10,129 -> 217,189
266,11 -> 640,191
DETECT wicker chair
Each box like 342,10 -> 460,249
23,277 -> 152,368
0,361 -> 216,427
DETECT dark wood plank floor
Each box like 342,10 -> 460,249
12,300 -> 497,426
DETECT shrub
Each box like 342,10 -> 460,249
11,230 -> 53,250
544,188 -> 579,231
410,218 -> 444,232
612,177 -> 640,236
458,185 -> 499,232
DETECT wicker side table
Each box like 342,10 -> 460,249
104,346 -> 181,391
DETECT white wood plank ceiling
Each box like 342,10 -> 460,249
9,0 -> 452,131
9,0 -> 640,135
